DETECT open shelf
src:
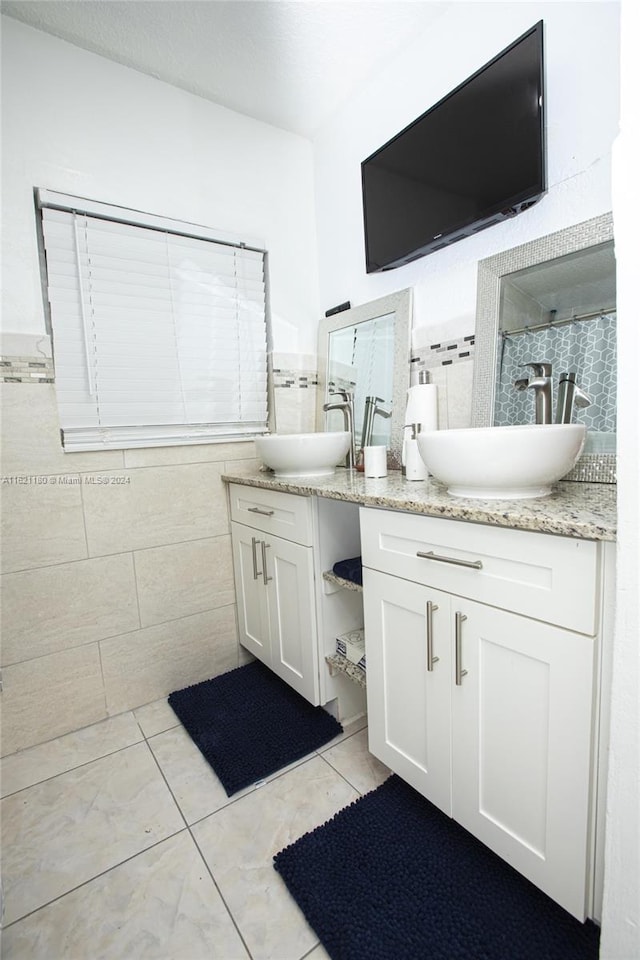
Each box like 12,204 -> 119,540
322,570 -> 363,593
326,653 -> 366,689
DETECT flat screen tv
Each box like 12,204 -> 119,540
362,21 -> 546,272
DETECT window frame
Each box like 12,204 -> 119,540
35,188 -> 274,452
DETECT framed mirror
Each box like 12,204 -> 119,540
472,212 -> 616,482
316,289 -> 412,468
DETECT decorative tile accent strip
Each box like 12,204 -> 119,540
561,454 -> 617,484
0,355 -> 55,383
272,369 -> 319,389
411,336 -> 475,375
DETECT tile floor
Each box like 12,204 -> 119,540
0,699 -> 390,959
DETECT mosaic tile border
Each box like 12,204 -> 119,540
0,356 -> 55,383
561,454 -> 617,484
411,335 -> 475,374
272,369 -> 319,389
472,212 -> 616,485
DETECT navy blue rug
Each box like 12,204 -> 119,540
168,661 -> 342,796
274,774 -> 600,960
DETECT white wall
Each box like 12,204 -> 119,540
313,2 -> 620,343
600,1 -> 640,956
0,16 -> 320,353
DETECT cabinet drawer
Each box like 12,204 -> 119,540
360,507 -> 598,634
229,483 -> 313,545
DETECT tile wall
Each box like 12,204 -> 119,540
0,368 -> 258,756
410,332 -> 476,429
0,342 -> 474,757
273,343 -> 476,435
272,353 -> 319,433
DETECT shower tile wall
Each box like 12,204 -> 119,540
494,314 -> 617,436
0,337 -> 259,756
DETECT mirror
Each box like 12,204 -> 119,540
316,289 -> 412,468
472,212 -> 616,480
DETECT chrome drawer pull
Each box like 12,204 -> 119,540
417,550 -> 483,570
455,612 -> 468,686
261,541 -> 273,585
248,506 -> 275,517
251,537 -> 262,580
426,600 -> 439,672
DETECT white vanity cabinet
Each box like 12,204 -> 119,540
361,506 -> 607,921
229,483 -> 319,704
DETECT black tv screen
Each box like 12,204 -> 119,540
362,21 -> 546,272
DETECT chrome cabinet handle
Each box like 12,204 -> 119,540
455,612 -> 468,686
261,541 -> 273,585
426,601 -> 439,671
417,550 -> 483,571
251,537 -> 262,580
248,506 -> 275,517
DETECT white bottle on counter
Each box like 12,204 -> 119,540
404,424 -> 428,481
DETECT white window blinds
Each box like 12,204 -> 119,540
40,199 -> 269,451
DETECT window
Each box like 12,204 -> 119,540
37,190 -> 270,451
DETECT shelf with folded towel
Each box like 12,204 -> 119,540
322,570 -> 363,593
325,653 -> 366,689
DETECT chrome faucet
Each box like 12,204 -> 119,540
323,390 -> 356,469
515,362 -> 553,424
555,372 -> 593,423
360,395 -> 391,452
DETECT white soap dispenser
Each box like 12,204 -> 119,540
404,423 -> 428,481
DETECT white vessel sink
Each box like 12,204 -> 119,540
255,432 -> 351,478
416,424 -> 586,499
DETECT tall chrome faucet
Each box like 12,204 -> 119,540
360,395 -> 391,451
515,362 -> 553,424
323,390 -> 356,469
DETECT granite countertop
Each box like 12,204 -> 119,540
222,467 -> 616,541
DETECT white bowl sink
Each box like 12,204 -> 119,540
416,424 -> 586,499
255,432 -> 351,478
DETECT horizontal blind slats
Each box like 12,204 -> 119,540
41,201 -> 268,448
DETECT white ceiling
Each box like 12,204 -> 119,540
505,243 -> 617,325
1,0 -> 449,138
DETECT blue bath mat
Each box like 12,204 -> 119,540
274,774 -> 600,960
168,661 -> 342,795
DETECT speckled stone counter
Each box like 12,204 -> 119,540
222,467 -> 616,541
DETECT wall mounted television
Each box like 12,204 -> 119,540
361,21 -> 546,273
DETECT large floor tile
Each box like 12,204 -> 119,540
1,831 -> 249,960
321,727 -> 391,795
134,697 -> 181,739
148,725 -> 233,825
317,714 -> 367,752
0,712 -> 142,798
192,755 -> 358,960
1,742 -> 183,924
149,726 -> 316,826
303,944 -> 332,960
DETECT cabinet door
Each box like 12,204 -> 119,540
451,598 -> 594,920
263,534 -> 320,706
363,568 -> 452,814
231,521 -> 270,664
